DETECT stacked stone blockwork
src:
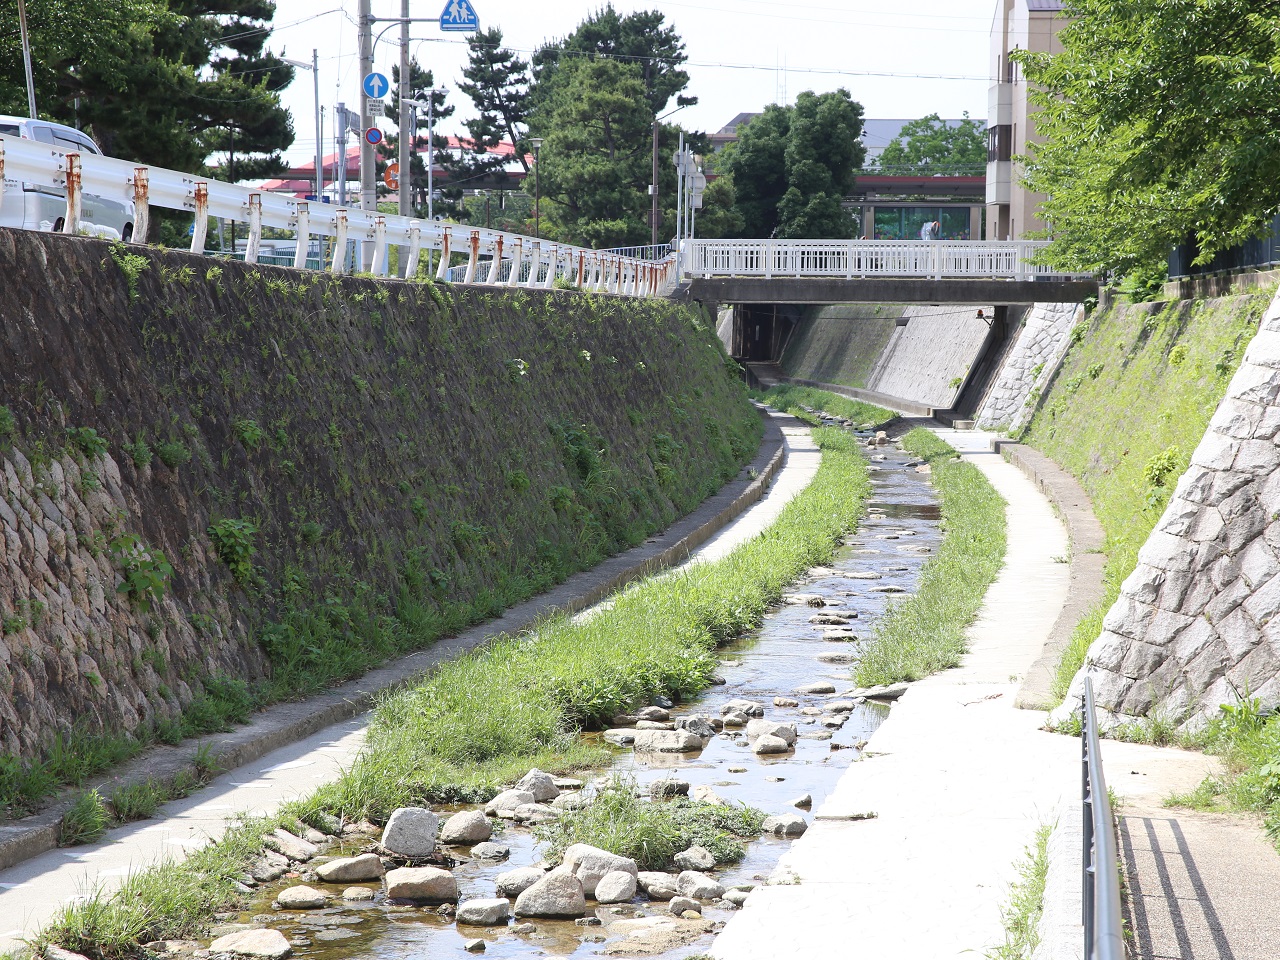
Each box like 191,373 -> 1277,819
1059,288 -> 1280,730
977,302 -> 1083,432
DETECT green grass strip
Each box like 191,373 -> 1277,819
854,428 -> 1007,685
35,427 -> 871,958
990,822 -> 1051,959
751,383 -> 892,427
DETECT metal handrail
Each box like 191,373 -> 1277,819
0,133 -> 678,297
1082,676 -> 1125,960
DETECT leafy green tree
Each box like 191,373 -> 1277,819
695,175 -> 745,239
728,90 -> 865,238
1017,0 -> 1280,274
874,112 -> 985,176
458,27 -> 531,179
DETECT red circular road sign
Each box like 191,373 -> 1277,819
364,127 -> 383,146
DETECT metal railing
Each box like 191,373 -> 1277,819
1082,675 -> 1125,960
683,238 -> 1089,281
0,133 -> 677,297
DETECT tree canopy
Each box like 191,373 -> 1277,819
726,90 -> 865,238
1018,0 -> 1280,274
458,27 -> 531,177
874,112 -> 985,176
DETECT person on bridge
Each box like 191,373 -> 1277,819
920,220 -> 942,240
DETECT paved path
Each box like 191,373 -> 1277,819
711,425 -> 1216,960
0,410 -> 821,951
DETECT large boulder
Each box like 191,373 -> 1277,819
762,813 -> 808,837
513,867 -> 588,918
514,769 -> 560,803
720,699 -> 765,717
484,789 -> 536,817
673,846 -> 715,871
676,871 -> 725,900
752,734 -> 792,755
456,898 -> 512,926
649,778 -> 691,799
495,866 -> 546,898
384,866 -> 458,902
439,810 -> 493,845
676,715 -> 718,738
637,872 -> 679,900
745,719 -> 797,745
631,729 -> 704,753
381,808 -> 439,858
265,829 -> 318,862
208,930 -> 292,959
276,885 -> 328,909
562,844 -> 640,899
315,853 -> 383,883
595,870 -> 638,904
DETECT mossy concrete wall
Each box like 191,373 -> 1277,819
777,303 -> 991,408
0,228 -> 760,764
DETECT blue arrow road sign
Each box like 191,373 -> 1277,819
364,127 -> 383,146
439,0 -> 479,32
362,72 -> 389,100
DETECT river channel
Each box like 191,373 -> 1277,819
222,429 -> 942,960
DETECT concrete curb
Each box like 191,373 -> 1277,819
0,412 -> 788,873
993,440 -> 1107,711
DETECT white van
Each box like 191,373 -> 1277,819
0,115 -> 135,241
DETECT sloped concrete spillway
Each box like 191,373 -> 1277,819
224,434 -> 942,959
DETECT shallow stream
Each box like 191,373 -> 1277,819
221,430 -> 942,959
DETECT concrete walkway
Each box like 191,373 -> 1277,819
0,410 -> 822,951
711,425 -> 1216,960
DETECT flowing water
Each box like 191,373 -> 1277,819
221,434 -> 942,959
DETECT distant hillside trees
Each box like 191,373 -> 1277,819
873,113 -> 986,176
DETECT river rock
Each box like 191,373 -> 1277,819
464,939 -> 485,953
636,705 -> 670,722
783,594 -> 825,606
720,710 -> 748,727
595,870 -> 638,903
818,652 -> 856,664
562,844 -> 639,898
636,720 -> 675,729
456,898 -> 511,926
724,888 -> 752,906
496,866 -> 546,898
752,734 -> 792,755
637,872 -> 678,900
848,682 -> 911,701
485,790 -> 536,817
720,699 -> 765,717
45,948 -> 91,960
676,715 -> 718,738
822,715 -> 847,729
809,613 -> 851,625
251,850 -> 290,883
631,729 -> 704,753
773,696 -> 799,708
791,794 -> 813,809
341,887 -> 375,901
513,803 -> 559,823
384,866 -> 458,902
552,791 -> 590,811
746,719 -> 797,744
603,729 -> 637,746
513,867 -> 587,918
691,785 -> 726,805
316,854 -> 383,883
439,810 -> 493,845
515,768 -> 560,803
676,871 -> 725,900
266,829 -> 318,862
762,813 -> 808,837
849,571 -> 882,579
209,929 -> 292,959
668,896 -> 701,917
276,885 -> 328,910
381,808 -> 439,858
470,842 -> 511,860
795,681 -> 837,695
800,730 -> 834,741
555,777 -> 584,790
650,777 -> 691,798
673,846 -> 715,871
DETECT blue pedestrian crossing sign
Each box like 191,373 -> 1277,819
362,72 -> 390,100
439,0 -> 479,32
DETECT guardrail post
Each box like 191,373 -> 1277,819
0,141 -> 6,210
543,245 -> 557,288
464,230 -> 481,284
370,215 -> 388,275
486,236 -> 504,284
131,167 -> 150,244
245,193 -> 262,263
405,220 -> 422,277
190,183 -> 209,254
293,202 -> 310,269
1082,694 -> 1095,944
526,241 -> 541,287
506,237 -> 524,286
577,251 -> 586,288
62,153 -> 82,235
332,208 -> 349,274
435,227 -> 452,280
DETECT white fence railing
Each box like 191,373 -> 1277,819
683,239 -> 1086,281
0,133 -> 677,297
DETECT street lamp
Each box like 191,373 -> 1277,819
16,0 -> 37,119
282,51 -> 323,202
530,137 -> 544,239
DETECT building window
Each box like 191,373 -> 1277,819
988,125 -> 1012,163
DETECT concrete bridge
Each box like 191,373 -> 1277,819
681,239 -> 1098,304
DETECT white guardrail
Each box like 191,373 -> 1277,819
683,238 -> 1085,281
0,133 -> 678,297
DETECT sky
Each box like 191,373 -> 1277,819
264,0 -> 998,169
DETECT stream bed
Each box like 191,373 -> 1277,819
213,432 -> 941,960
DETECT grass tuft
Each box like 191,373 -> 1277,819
59,790 -> 109,847
751,384 -> 892,427
989,822 -> 1051,959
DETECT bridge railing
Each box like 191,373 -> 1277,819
684,239 -> 1083,281
0,133 -> 677,297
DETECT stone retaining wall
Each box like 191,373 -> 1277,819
1059,287 -> 1280,729
977,302 -> 1083,432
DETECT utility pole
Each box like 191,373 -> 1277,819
398,0 -> 411,221
651,118 -> 660,247
358,0 -> 375,269
16,0 -> 37,119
